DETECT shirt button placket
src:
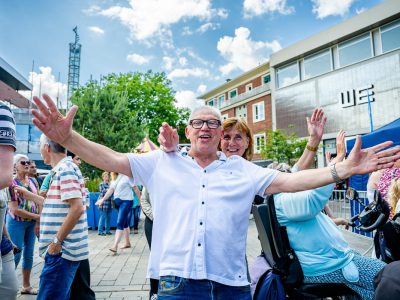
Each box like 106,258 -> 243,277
196,168 -> 207,275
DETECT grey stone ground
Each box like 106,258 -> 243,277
17,215 -> 373,300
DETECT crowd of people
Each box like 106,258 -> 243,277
0,93 -> 399,300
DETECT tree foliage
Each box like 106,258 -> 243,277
102,71 -> 190,143
71,83 -> 145,178
261,128 -> 308,165
70,71 -> 191,178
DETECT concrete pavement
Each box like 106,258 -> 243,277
17,215 -> 373,299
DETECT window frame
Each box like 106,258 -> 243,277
276,61 -> 300,88
254,132 -> 266,154
228,88 -> 238,100
245,83 -> 253,92
338,32 -> 373,68
380,19 -> 400,54
302,48 -> 333,80
252,101 -> 265,123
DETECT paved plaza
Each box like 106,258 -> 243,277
17,215 -> 373,300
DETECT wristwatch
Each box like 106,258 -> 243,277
53,236 -> 63,245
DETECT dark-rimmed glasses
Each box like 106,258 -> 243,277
189,119 -> 221,129
19,160 -> 31,166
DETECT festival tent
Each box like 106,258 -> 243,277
135,137 -> 159,153
346,117 -> 400,192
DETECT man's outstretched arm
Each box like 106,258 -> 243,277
266,135 -> 400,194
32,94 -> 132,176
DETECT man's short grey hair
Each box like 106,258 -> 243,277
188,106 -> 222,124
40,134 -> 66,154
13,154 -> 29,166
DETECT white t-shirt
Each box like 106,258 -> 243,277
111,174 -> 133,200
127,149 -> 278,286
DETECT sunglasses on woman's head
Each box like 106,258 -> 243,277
19,161 -> 31,166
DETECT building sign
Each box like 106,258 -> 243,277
340,84 -> 375,108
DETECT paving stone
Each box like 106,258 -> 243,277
17,215 -> 373,299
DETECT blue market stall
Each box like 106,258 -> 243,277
346,118 -> 400,236
346,117 -> 400,192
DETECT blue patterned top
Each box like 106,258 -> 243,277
99,182 -> 112,211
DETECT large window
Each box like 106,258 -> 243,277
29,125 -> 42,154
207,99 -> 215,107
15,124 -> 41,154
338,33 -> 372,67
276,62 -> 299,88
303,49 -> 332,79
254,133 -> 265,154
252,102 -> 265,122
381,19 -> 400,53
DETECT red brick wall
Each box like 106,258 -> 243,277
238,77 -> 263,95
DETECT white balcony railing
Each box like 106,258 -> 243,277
218,83 -> 270,109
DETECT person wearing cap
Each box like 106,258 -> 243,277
0,104 -> 18,299
31,94 -> 400,300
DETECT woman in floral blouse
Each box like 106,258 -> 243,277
6,154 -> 40,295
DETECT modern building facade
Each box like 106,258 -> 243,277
269,0 -> 400,166
198,62 -> 272,161
0,57 -> 46,167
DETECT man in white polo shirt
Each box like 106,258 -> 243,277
31,94 -> 400,299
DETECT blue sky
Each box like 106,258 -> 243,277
0,0 -> 383,108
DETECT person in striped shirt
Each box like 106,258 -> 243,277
37,134 -> 89,300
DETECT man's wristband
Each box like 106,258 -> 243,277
306,144 -> 318,152
329,163 -> 344,184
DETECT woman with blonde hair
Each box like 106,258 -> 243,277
96,171 -> 112,236
220,117 -> 253,161
388,178 -> 400,216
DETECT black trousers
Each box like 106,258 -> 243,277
145,216 -> 159,298
70,259 -> 96,300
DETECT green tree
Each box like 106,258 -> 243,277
71,83 -> 145,178
261,128 -> 308,165
103,71 -> 190,143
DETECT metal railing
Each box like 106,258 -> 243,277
328,189 -> 372,238
328,190 -> 368,219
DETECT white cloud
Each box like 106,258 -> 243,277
217,27 -> 281,75
168,68 -> 210,80
312,0 -> 354,19
95,0 -> 223,41
197,84 -> 207,94
19,66 -> 68,109
356,7 -> 366,15
216,8 -> 229,19
88,26 -> 105,35
243,0 -> 294,18
127,53 -> 151,65
175,90 -> 203,109
163,56 -> 174,71
197,22 -> 220,34
179,57 -> 188,66
182,26 -> 194,36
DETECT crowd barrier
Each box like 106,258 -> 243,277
86,192 -> 135,230
328,189 -> 372,237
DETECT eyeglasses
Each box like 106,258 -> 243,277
19,161 -> 31,166
189,119 -> 221,129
